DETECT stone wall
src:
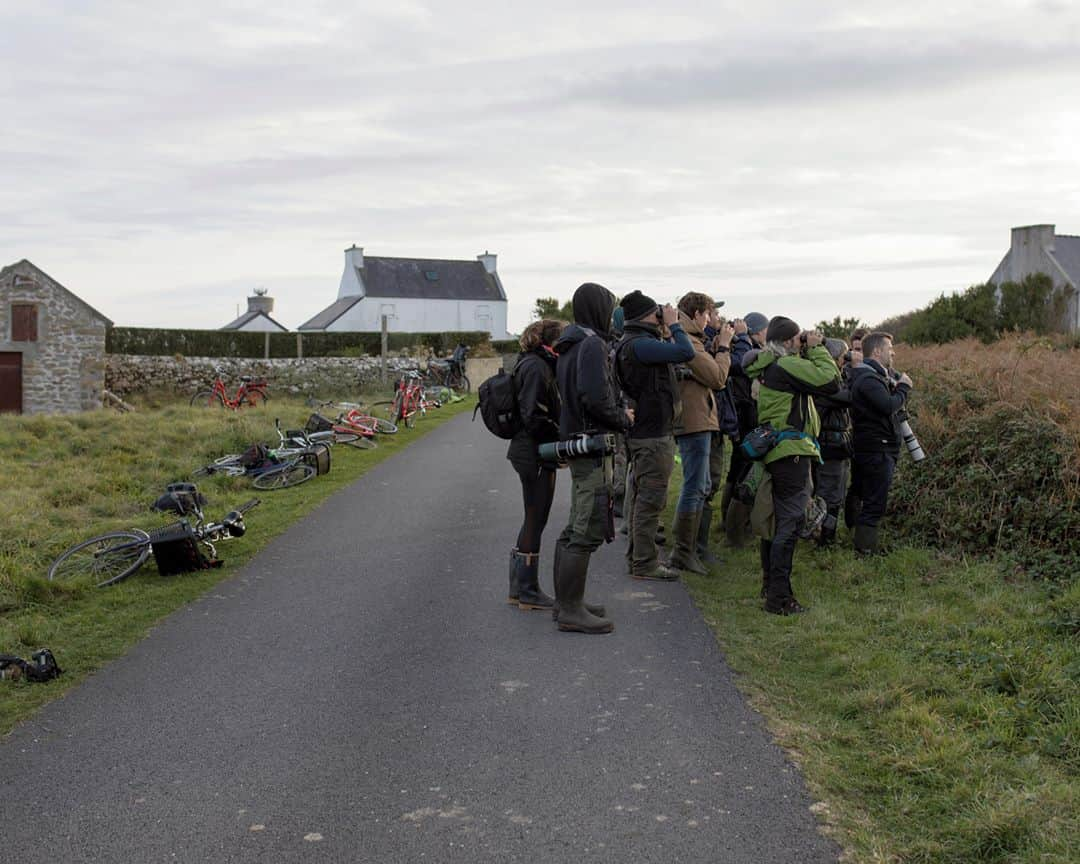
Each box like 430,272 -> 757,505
106,355 -> 501,399
0,261 -> 109,414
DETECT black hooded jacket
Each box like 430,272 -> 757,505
555,283 -> 628,437
506,346 -> 561,470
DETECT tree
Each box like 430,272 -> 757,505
533,297 -> 573,321
815,316 -> 865,341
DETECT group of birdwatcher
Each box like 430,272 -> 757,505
502,282 -> 914,633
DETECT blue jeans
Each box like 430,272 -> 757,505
676,432 -> 712,514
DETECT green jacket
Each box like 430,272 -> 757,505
744,345 -> 841,464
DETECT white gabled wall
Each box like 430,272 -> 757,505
326,297 -> 508,338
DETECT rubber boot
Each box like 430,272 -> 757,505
817,507 -> 840,548
507,547 -> 520,604
668,511 -> 708,575
516,551 -> 554,611
719,481 -> 734,531
551,539 -> 607,621
853,524 -> 880,556
696,505 -> 720,566
554,547 -> 614,634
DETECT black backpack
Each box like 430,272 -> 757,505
474,367 -> 521,439
0,649 -> 62,683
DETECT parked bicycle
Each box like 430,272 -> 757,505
191,371 -> 269,409
423,343 -> 470,393
193,431 -> 317,489
47,497 -> 260,588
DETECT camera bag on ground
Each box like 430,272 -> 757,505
151,482 -> 207,517
148,521 -> 219,575
1,649 -> 62,683
302,443 -> 331,475
474,367 -> 521,439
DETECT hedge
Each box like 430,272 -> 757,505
105,327 -> 496,358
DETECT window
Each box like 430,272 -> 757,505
424,270 -> 439,281
11,304 -> 37,342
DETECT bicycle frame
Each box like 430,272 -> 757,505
210,375 -> 268,409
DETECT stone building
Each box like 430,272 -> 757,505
988,224 -> 1080,332
0,260 -> 112,414
221,288 -> 288,332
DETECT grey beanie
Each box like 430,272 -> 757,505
743,312 -> 769,335
824,338 -> 848,360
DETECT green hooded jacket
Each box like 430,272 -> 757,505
744,345 -> 841,464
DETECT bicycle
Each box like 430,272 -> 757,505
47,498 -> 260,588
191,371 -> 269,409
307,399 -> 397,435
423,343 -> 471,394
193,434 -> 317,490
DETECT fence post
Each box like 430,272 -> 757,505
380,315 -> 388,386
264,331 -> 270,360
296,332 -> 303,360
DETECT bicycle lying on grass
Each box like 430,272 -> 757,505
47,497 -> 260,588
190,371 -> 269,409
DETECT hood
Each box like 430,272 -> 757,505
554,322 -> 592,354
678,310 -> 704,337
743,348 -> 776,378
571,282 -> 617,337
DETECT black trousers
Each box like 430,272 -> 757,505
852,452 -> 896,528
762,455 -> 812,607
514,462 -> 557,554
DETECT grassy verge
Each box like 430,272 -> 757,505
679,507 -> 1079,862
0,395 -> 475,735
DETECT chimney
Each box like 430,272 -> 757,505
478,250 -> 497,274
247,287 -> 273,315
1011,224 -> 1055,255
339,244 -> 366,299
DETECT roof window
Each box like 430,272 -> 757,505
424,270 -> 439,281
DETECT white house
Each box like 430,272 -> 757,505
988,224 -> 1080,332
298,246 -> 510,338
221,289 -> 288,332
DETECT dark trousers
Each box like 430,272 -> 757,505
852,452 -> 896,528
514,463 -> 557,554
763,456 -> 812,607
625,435 -> 675,576
705,431 -> 725,505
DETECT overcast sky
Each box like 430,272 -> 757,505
3,1 -> 1079,334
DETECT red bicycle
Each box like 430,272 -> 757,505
191,372 -> 269,409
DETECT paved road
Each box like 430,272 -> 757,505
1,413 -> 839,863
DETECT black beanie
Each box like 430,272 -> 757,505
766,316 -> 800,343
620,289 -> 659,321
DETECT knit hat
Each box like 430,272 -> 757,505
743,312 -> 769,335
620,290 -> 659,321
824,337 -> 848,360
765,316 -> 800,343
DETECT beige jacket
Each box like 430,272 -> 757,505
673,311 -> 731,436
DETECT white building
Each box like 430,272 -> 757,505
298,246 -> 510,338
221,289 -> 288,332
988,224 -> 1080,332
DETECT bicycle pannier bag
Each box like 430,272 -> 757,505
239,443 -> 272,468
148,521 -> 217,576
305,413 -> 334,434
474,368 -> 520,439
302,443 -> 332,476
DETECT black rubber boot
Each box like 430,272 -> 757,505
516,551 -> 554,611
817,507 -> 840,548
551,539 -> 607,620
696,505 -> 721,566
669,511 -> 708,575
853,524 -> 880,556
507,547 -> 520,604
554,548 -> 614,634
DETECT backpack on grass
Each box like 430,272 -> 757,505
474,367 -> 521,440
0,649 -> 62,683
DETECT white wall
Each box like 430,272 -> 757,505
234,317 -> 285,333
327,297 -> 509,338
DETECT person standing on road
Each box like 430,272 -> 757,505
552,283 -> 633,634
506,319 -> 565,611
670,293 -> 732,575
613,290 -> 695,582
848,331 -> 912,555
744,317 -> 840,614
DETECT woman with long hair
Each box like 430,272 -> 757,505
506,318 -> 565,610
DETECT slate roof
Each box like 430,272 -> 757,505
358,256 -> 505,301
220,310 -> 288,331
297,295 -> 363,331
1050,235 -> 1080,286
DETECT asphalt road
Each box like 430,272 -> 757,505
1,413 -> 839,863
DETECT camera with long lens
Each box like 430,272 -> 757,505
538,433 -> 616,462
894,409 -> 925,462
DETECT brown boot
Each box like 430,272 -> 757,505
668,511 -> 708,575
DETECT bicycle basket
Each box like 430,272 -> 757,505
305,413 -> 335,434
148,521 -> 217,576
301,443 -> 331,476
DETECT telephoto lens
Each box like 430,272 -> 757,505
897,418 -> 926,462
538,433 -> 615,462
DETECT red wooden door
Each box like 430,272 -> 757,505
0,352 -> 23,413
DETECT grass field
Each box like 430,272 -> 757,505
0,394 -> 475,735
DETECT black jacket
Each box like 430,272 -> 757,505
555,284 -> 627,437
849,360 -> 910,455
813,387 -> 853,460
507,347 -> 560,469
614,321 -> 692,440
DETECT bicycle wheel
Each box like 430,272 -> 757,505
242,388 -> 268,407
251,463 -> 316,490
342,435 -> 376,450
191,390 -> 224,408
329,430 -> 359,445
48,529 -> 151,588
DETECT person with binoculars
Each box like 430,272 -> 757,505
550,282 -> 633,634
744,316 -> 841,615
612,290 -> 695,582
847,331 -> 914,554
